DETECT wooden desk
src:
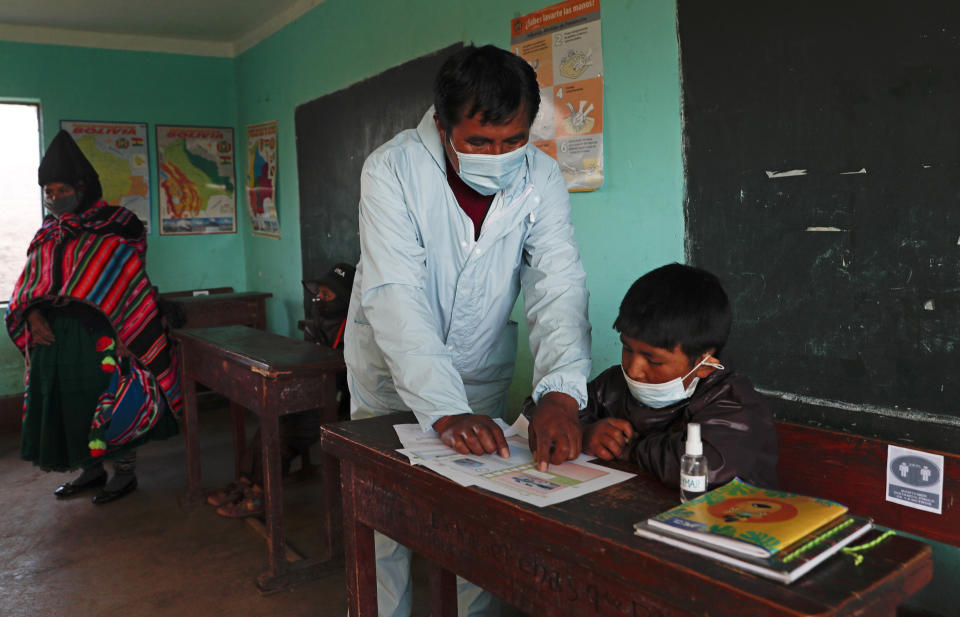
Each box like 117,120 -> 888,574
322,413 -> 933,617
173,325 -> 345,591
163,291 -> 272,330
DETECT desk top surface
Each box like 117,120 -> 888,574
166,291 -> 273,304
172,325 -> 343,373
322,412 -> 933,617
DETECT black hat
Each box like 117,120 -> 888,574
38,129 -> 103,207
305,262 -> 356,299
39,130 -> 97,187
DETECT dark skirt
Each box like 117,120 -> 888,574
20,306 -> 177,472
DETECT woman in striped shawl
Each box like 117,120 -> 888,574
5,130 -> 182,505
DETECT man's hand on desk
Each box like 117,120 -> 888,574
433,414 -> 510,458
528,392 -> 582,472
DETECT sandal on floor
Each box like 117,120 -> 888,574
215,485 -> 264,518
205,477 -> 251,507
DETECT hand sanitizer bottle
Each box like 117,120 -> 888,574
680,423 -> 707,502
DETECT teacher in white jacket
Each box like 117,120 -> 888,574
344,44 -> 591,617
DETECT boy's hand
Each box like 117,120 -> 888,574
433,414 -> 510,458
27,311 -> 55,346
528,392 -> 581,471
583,418 -> 634,461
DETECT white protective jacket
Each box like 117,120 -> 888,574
344,107 -> 591,429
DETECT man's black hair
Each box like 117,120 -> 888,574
613,263 -> 732,361
434,44 -> 540,131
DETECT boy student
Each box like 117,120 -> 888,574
580,263 -> 778,489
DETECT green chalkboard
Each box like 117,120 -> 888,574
294,44 -> 462,304
679,1 -> 960,451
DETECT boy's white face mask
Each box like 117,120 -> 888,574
622,355 -> 724,408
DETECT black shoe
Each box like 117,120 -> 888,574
54,471 -> 107,498
92,476 -> 138,505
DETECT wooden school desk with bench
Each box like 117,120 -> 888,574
173,325 -> 345,591
321,412 -> 935,617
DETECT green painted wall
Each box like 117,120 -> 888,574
0,41 -> 244,291
0,41 -> 244,396
234,0 -> 470,337
234,0 -> 685,403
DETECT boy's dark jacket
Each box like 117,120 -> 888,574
580,366 -> 778,490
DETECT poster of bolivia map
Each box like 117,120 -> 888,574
61,121 -> 152,232
156,125 -> 237,235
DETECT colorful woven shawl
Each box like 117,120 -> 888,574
5,202 -> 182,420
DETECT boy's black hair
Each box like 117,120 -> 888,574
434,44 -> 540,132
613,263 -> 732,361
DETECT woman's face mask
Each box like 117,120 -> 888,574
43,182 -> 81,216
44,194 -> 80,216
623,355 -> 724,408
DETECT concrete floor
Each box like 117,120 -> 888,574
0,400 -> 527,617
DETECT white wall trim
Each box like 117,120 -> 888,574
232,0 -> 326,56
0,23 -> 233,57
0,0 -> 326,58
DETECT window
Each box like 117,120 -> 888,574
0,103 -> 42,305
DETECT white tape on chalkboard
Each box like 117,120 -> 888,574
765,169 -> 807,178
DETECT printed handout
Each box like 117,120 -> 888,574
393,423 -> 635,507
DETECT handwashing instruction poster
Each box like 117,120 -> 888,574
511,0 -> 604,191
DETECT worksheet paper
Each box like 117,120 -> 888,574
393,421 -> 635,507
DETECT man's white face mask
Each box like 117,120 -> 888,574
450,139 -> 527,196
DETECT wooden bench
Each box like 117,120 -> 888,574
776,422 -> 959,547
776,422 -> 958,616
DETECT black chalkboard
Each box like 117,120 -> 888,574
295,44 -> 462,309
679,2 -> 960,450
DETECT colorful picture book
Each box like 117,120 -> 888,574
634,478 -> 874,584
635,514 -> 873,584
645,478 -> 849,557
